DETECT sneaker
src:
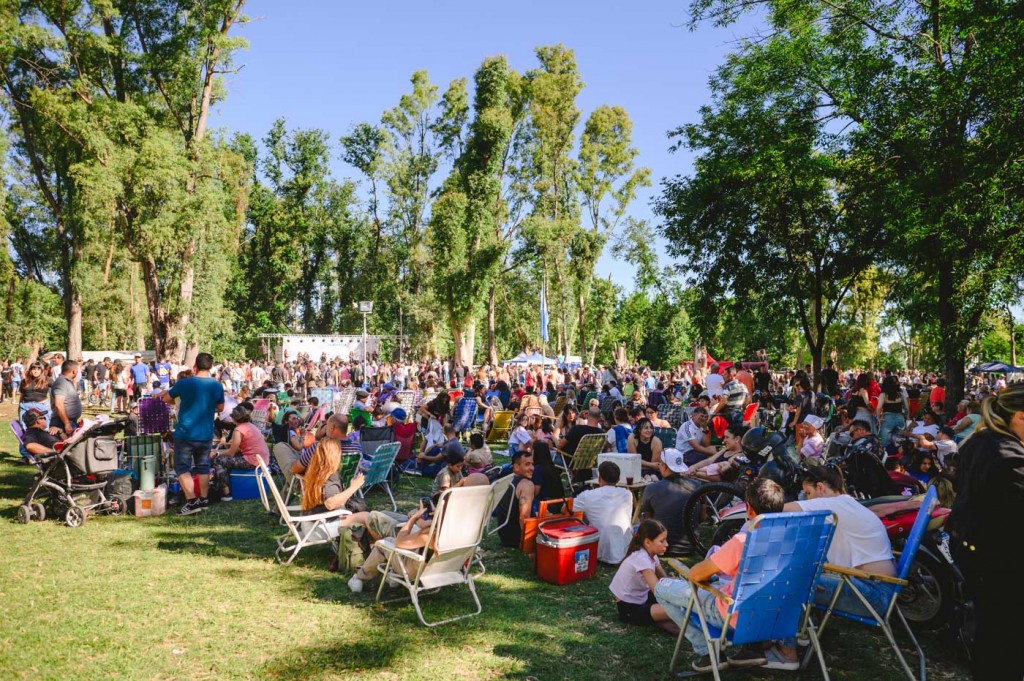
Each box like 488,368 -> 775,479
197,497 -> 210,509
691,655 -> 730,673
727,646 -> 768,668
763,645 -> 800,671
221,496 -> 233,502
347,574 -> 364,593
179,499 -> 202,516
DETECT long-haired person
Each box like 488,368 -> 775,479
947,384 -> 1024,681
18,361 -> 52,427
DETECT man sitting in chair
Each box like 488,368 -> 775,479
654,478 -> 787,673
20,407 -> 65,457
347,502 -> 436,593
493,449 -> 537,549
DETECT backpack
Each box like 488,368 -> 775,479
334,526 -> 366,574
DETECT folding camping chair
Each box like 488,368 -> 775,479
309,388 -> 335,410
333,387 -> 356,416
396,390 -> 417,417
486,474 -> 515,536
653,426 -> 677,450
254,458 -> 351,565
137,396 -> 172,434
551,396 -> 568,418
599,396 -> 621,420
358,442 -> 401,511
805,486 -> 938,681
487,410 -> 514,444
556,433 -> 606,494
452,397 -> 478,436
10,420 -> 30,461
658,403 -> 684,429
374,484 -> 493,626
667,510 -> 838,681
582,391 -> 598,407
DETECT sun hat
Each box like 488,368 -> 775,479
803,414 -> 824,431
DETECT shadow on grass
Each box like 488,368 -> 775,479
258,630 -> 413,680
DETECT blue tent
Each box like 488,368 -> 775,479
970,361 -> 1022,373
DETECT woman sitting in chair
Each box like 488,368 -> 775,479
301,438 -> 365,518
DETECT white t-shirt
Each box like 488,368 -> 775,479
609,549 -> 658,604
934,439 -> 958,466
574,485 -> 634,564
509,426 -> 532,450
796,495 -> 893,568
912,423 -> 939,438
705,372 -> 725,397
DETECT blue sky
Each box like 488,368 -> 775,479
209,0 -> 763,287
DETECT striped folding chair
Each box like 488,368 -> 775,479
667,510 -> 838,680
452,397 -> 478,435
653,427 -> 677,450
556,433 -> 606,494
358,442 -> 401,511
658,403 -> 684,429
487,410 -> 514,444
396,390 -> 417,417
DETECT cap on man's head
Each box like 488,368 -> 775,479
356,389 -> 369,398
390,408 -> 407,422
662,448 -> 689,474
23,408 -> 45,427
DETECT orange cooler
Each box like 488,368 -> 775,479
535,518 -> 600,585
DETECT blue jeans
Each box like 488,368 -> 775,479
173,439 -> 213,476
814,572 -> 893,620
655,578 -> 724,656
878,413 -> 906,451
19,400 -> 50,427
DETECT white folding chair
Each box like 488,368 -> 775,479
254,459 -> 350,565
374,484 -> 493,626
487,474 -> 515,536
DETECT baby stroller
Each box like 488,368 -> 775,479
17,418 -> 132,527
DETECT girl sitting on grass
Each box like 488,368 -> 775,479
608,519 -> 680,634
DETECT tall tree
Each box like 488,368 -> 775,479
687,0 -> 1024,411
429,56 -> 519,367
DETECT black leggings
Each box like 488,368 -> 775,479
954,547 -> 1024,681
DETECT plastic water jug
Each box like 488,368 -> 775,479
139,454 -> 158,491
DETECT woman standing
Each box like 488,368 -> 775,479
947,384 -> 1024,681
111,362 -> 129,413
18,361 -> 52,426
876,375 -> 908,450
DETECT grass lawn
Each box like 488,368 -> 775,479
0,402 -> 970,680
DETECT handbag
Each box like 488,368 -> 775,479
520,498 -> 583,555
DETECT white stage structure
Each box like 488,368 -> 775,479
260,334 -> 381,363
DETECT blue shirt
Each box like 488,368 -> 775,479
156,362 -> 173,386
168,377 -> 224,442
130,362 -> 150,385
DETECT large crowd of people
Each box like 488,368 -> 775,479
6,349 -> 1022,679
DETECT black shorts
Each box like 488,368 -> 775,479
114,388 -> 128,398
616,592 -> 657,626
132,385 -> 144,399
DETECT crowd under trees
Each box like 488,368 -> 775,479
1,0 -> 1022,412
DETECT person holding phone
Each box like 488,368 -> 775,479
348,499 -> 437,593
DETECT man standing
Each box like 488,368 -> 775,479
50,361 -> 83,436
162,353 -> 224,515
11,356 -> 24,398
155,356 -> 173,390
819,360 -> 840,395
704,363 -> 725,398
722,366 -> 750,425
129,354 -> 151,402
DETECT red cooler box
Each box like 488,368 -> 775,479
535,517 -> 601,585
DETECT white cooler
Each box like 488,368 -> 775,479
597,452 -> 642,482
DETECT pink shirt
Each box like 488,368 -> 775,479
610,549 -> 658,605
235,422 -> 270,467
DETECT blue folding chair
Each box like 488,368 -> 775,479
358,442 -> 401,512
667,510 -> 837,681
452,397 -> 478,435
807,486 -> 938,681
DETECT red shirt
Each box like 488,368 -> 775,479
930,387 -> 946,407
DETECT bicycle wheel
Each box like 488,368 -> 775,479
683,482 -> 745,556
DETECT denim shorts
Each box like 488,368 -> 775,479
173,439 -> 213,476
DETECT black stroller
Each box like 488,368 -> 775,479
17,418 -> 132,527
